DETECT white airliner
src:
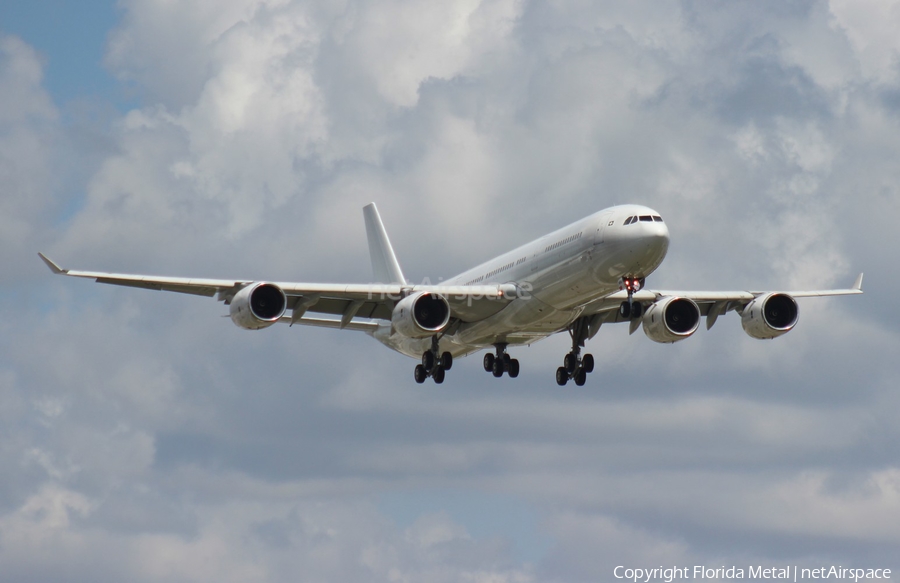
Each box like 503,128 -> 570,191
39,203 -> 863,385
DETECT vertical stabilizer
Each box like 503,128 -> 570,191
363,203 -> 406,284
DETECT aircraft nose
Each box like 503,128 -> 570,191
638,213 -> 669,254
651,220 -> 669,247
653,220 -> 669,240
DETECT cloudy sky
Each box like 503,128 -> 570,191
2,0 -> 900,581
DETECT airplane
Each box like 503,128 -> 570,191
39,203 -> 863,386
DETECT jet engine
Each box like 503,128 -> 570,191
392,291 -> 450,338
741,292 -> 798,339
641,296 -> 701,343
230,282 -> 287,330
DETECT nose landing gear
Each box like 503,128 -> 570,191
618,276 -> 645,319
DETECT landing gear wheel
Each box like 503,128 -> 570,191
508,359 -> 520,378
433,367 -> 445,384
564,353 -> 578,374
558,316 -> 600,386
574,368 -> 587,386
486,344 -> 516,378
631,302 -> 643,319
582,353 -> 594,374
414,364 -> 427,384
441,352 -> 453,371
619,301 -> 631,319
422,351 -> 435,372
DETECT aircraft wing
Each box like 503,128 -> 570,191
38,253 -> 514,327
583,273 -> 864,330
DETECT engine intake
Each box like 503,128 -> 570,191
230,282 -> 287,330
392,292 -> 450,338
741,292 -> 798,339
641,296 -> 701,343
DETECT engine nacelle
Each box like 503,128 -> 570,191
229,282 -> 287,330
641,296 -> 701,343
392,291 -> 450,338
741,292 -> 798,339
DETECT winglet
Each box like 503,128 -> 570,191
363,203 -> 406,285
38,253 -> 67,275
853,273 -> 864,291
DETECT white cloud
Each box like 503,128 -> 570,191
330,0 -> 522,107
0,484 -> 532,583
0,36 -> 63,275
829,0 -> 900,83
106,0 -> 278,108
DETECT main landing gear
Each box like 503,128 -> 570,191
556,317 -> 595,386
617,276 -> 645,319
483,343 -> 520,378
414,335 -> 453,384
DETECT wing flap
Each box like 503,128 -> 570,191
94,277 -> 221,297
281,315 -> 381,332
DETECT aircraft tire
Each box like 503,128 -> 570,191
483,353 -> 494,372
619,301 -> 631,319
632,302 -> 643,319
564,353 -> 577,374
582,354 -> 594,374
556,367 -> 568,386
441,352 -> 453,370
422,351 -> 435,372
433,367 -> 445,384
509,359 -> 520,378
492,359 -> 504,378
574,368 -> 587,386
414,365 -> 427,384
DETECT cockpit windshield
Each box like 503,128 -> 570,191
624,215 -> 663,225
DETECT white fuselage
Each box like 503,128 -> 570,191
373,205 -> 670,359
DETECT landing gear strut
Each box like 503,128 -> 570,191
618,276 -> 645,320
556,317 -> 596,386
414,334 -> 453,384
483,343 -> 520,378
